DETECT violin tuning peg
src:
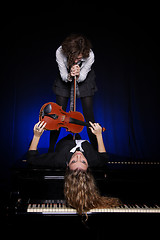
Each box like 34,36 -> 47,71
102,127 -> 106,132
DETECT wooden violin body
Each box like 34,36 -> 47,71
39,102 -> 106,133
39,102 -> 84,133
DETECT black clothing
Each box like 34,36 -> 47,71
53,69 -> 97,98
27,135 -> 108,169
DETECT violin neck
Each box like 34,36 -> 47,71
69,117 -> 90,128
69,117 -> 106,132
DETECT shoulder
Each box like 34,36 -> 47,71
88,49 -> 94,60
56,46 -> 65,57
56,46 -> 67,63
82,141 -> 108,168
82,49 -> 94,63
90,49 -> 94,57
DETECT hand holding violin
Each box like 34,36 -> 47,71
33,121 -> 46,138
89,122 -> 103,136
89,121 -> 106,153
29,121 -> 46,151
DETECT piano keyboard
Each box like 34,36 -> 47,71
27,200 -> 160,214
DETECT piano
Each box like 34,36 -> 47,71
26,199 -> 160,214
6,159 -> 160,238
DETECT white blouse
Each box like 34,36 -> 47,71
56,46 -> 95,83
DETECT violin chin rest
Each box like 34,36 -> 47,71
43,103 -> 52,114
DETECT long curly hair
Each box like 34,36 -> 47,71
64,169 -> 121,216
61,34 -> 92,67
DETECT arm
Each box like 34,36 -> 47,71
56,46 -> 69,82
89,122 -> 106,153
29,121 -> 46,151
77,50 -> 95,83
27,121 -> 59,167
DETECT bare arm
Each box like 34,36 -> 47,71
89,122 -> 106,153
29,121 -> 46,151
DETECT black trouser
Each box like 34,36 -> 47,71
48,95 -> 98,152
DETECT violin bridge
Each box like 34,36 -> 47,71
61,115 -> 65,122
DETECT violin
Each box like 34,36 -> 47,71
39,102 -> 106,133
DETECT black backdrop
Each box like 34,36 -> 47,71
0,8 -> 160,184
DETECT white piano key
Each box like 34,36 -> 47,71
27,201 -> 160,214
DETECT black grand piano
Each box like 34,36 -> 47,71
5,155 -> 160,238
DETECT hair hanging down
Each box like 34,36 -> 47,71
62,34 -> 92,67
64,169 -> 121,216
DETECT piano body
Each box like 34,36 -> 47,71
6,159 -> 160,238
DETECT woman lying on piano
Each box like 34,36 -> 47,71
27,121 -> 120,215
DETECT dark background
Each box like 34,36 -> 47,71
0,7 -> 159,192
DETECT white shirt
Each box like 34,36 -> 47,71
70,140 -> 88,153
56,46 -> 95,83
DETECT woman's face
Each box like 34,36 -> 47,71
68,151 -> 88,171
